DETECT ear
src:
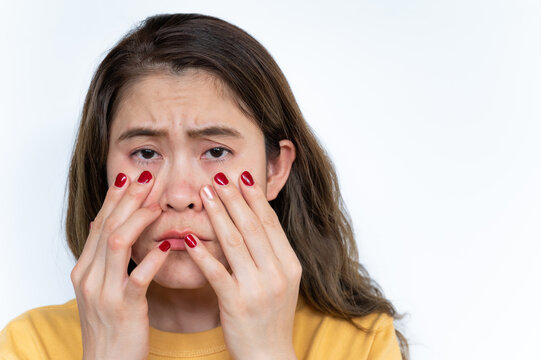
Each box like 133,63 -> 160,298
266,140 -> 296,201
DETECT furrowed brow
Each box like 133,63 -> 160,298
116,127 -> 168,144
186,126 -> 243,139
116,125 -> 243,144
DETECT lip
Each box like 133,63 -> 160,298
156,229 -> 209,251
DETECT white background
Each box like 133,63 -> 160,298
1,1 -> 540,359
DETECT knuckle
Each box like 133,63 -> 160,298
226,233 -> 244,247
242,218 -> 261,234
285,256 -> 303,277
70,266 -> 81,285
107,232 -> 126,251
127,185 -> 145,200
79,277 -> 93,298
261,211 -> 279,228
129,273 -> 146,290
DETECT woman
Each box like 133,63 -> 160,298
0,13 -> 408,359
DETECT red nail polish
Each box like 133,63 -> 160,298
241,171 -> 254,186
185,234 -> 197,248
214,172 -> 228,185
115,173 -> 127,187
159,240 -> 171,252
138,171 -> 152,184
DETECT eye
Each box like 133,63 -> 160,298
130,147 -> 232,165
131,149 -> 160,164
203,147 -> 232,162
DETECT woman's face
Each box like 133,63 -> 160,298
106,69 -> 268,289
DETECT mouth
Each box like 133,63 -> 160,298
156,229 -> 210,251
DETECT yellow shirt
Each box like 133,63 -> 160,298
0,296 -> 401,359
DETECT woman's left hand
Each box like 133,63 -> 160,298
184,171 -> 302,360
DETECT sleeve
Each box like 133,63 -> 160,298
366,314 -> 402,360
0,315 -> 42,360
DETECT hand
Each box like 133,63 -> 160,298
184,171 -> 302,360
70,171 -> 170,360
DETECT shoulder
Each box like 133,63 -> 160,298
2,298 -> 79,333
293,298 -> 401,359
295,296 -> 396,334
351,311 -> 396,333
0,299 -> 81,358
320,310 -> 398,344
350,312 -> 402,359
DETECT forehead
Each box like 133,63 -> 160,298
110,69 -> 257,137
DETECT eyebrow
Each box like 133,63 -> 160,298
116,125 -> 243,144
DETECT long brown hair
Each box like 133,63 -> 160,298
64,13 -> 409,358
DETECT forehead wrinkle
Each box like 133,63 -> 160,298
111,69 -> 256,142
177,68 -> 254,119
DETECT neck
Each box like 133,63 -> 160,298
146,281 -> 220,333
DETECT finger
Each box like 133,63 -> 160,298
124,240 -> 172,301
93,170 -> 155,275
238,170 -> 299,266
75,172 -> 130,273
200,179 -> 256,282
183,234 -> 235,300
103,203 -> 163,290
213,171 -> 279,271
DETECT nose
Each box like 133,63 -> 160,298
155,158 -> 205,212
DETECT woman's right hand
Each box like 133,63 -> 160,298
70,170 -> 170,360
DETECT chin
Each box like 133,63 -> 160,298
152,252 -> 211,289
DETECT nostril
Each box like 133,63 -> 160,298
188,203 -> 194,209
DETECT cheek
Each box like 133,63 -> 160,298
223,152 -> 266,185
107,154 -> 156,188
106,152 -> 133,187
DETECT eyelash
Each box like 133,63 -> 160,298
130,147 -> 232,166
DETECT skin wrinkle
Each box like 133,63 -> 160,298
115,125 -> 244,145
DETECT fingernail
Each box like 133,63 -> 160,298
115,173 -> 127,187
138,170 -> 152,184
159,240 -> 171,252
241,171 -> 254,186
214,172 -> 228,185
203,185 -> 215,200
185,234 -> 197,248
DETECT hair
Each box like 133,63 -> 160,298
64,13 -> 409,358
